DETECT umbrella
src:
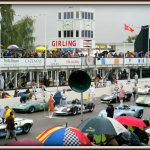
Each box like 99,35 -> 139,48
115,116 -> 146,128
36,126 -> 92,146
6,138 -> 42,146
78,116 -> 127,136
35,46 -> 46,51
7,44 -> 19,50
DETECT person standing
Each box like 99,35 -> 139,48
89,84 -> 95,103
31,80 -> 37,93
135,73 -> 138,84
132,83 -> 138,101
4,111 -> 17,145
106,103 -> 114,118
113,83 -> 119,103
118,85 -> 125,105
48,94 -> 55,118
60,89 -> 67,107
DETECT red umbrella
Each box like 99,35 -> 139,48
6,138 -> 42,146
115,116 -> 146,128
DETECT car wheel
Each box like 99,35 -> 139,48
89,105 -> 94,112
137,110 -> 143,118
22,123 -> 31,134
28,106 -> 35,113
72,107 -> 78,115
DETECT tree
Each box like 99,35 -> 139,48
12,16 -> 35,50
126,35 -> 138,43
1,4 -> 15,49
1,4 -> 35,50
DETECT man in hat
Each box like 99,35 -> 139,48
106,103 -> 114,118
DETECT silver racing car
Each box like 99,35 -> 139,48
54,99 -> 95,116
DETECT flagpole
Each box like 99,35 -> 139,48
123,24 -> 126,66
148,25 -> 149,58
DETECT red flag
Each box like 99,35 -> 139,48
124,24 -> 134,32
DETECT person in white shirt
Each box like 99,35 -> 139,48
60,89 -> 68,106
89,84 -> 95,102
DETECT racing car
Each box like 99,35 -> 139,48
99,104 -> 144,118
138,87 -> 150,95
0,117 -> 33,137
100,91 -> 132,103
13,100 -> 48,113
54,99 -> 95,116
136,96 -> 150,106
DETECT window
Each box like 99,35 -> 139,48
85,30 -> 88,37
82,30 -> 84,37
71,30 -> 73,37
71,12 -> 73,19
58,31 -> 61,37
76,12 -> 79,19
67,12 -> 70,19
82,12 -> 84,19
76,30 -> 79,37
64,12 -> 66,19
64,31 -> 67,37
91,31 -> 93,38
88,12 -> 90,19
91,13 -> 93,20
88,30 -> 90,38
85,12 -> 87,19
67,30 -> 70,37
58,13 -> 61,19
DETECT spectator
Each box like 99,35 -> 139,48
89,84 -> 95,102
132,83 -> 138,101
106,103 -> 114,118
60,89 -> 68,107
14,88 -> 19,97
87,132 -> 96,145
4,111 -> 17,145
48,94 -> 55,118
135,73 -> 138,84
118,85 -> 125,105
8,80 -> 14,90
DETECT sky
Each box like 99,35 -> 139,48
12,4 -> 150,46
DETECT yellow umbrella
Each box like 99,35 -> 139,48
35,46 -> 46,51
52,48 -> 57,51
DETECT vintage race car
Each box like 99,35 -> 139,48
0,117 -> 33,137
100,91 -> 132,103
13,100 -> 48,113
54,99 -> 95,116
138,87 -> 150,95
136,96 -> 150,106
98,104 -> 144,118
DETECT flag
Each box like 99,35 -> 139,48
124,24 -> 134,32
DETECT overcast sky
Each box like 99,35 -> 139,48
12,4 -> 150,46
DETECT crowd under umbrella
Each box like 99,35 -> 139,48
36,126 -> 92,146
115,116 -> 147,128
7,44 -> 19,50
78,116 -> 128,144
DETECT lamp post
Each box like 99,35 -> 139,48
0,8 -> 2,58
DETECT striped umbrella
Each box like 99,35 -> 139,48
36,126 -> 92,146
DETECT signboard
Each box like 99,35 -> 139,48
49,39 -> 95,49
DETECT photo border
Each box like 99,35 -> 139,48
0,1 -> 150,150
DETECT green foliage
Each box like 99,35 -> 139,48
12,17 -> 35,50
126,35 -> 138,43
1,4 -> 15,49
0,4 -> 35,50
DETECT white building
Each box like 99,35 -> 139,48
49,7 -> 95,51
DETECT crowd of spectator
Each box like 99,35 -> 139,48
1,48 -> 149,59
